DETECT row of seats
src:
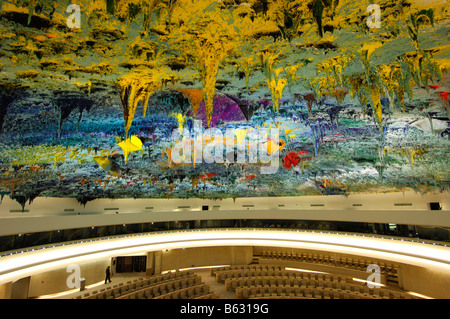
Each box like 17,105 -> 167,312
260,250 -> 398,282
261,250 -> 397,270
224,275 -> 352,291
237,285 -> 414,300
216,268 -> 349,284
117,275 -> 203,299
211,264 -> 285,275
76,270 -> 195,299
230,276 -> 413,299
211,264 -> 285,277
153,283 -> 215,299
211,264 -> 414,300
261,250 -> 397,272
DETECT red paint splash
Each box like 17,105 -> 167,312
283,151 -> 309,169
199,173 -> 217,180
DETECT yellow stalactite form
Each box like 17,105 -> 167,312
284,63 -> 305,92
386,147 -> 427,169
402,52 -> 423,80
258,51 -> 278,75
308,78 -> 323,102
263,58 -> 287,112
142,88 -> 154,118
347,76 -> 360,100
378,64 -> 401,112
400,51 -> 441,91
359,42 -> 384,84
346,74 -> 372,117
194,33 -> 232,127
168,1 -> 240,126
236,57 -> 255,92
284,65 -> 300,81
184,7 -> 236,126
201,56 -> 219,127
121,78 -> 142,138
368,85 -> 383,131
396,85 -> 406,112
317,54 -> 354,90
268,78 -> 287,112
117,72 -> 161,138
171,112 -> 186,135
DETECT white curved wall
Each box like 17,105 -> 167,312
0,228 -> 449,287
0,190 -> 449,236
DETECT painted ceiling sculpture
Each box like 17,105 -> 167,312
0,0 -> 449,208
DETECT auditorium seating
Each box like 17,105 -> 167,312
259,249 -> 399,283
236,284 -> 413,299
74,269 -> 218,299
210,264 -> 415,300
210,264 -> 285,276
152,282 -> 211,299
72,261 -> 410,299
213,265 -> 286,283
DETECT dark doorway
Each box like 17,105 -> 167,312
115,256 -> 146,273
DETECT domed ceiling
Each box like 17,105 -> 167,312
0,0 -> 448,208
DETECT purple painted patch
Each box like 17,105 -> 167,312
195,94 -> 247,127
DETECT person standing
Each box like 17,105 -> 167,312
105,266 -> 112,284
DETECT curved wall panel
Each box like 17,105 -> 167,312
0,191 -> 449,236
1,229 -> 449,286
